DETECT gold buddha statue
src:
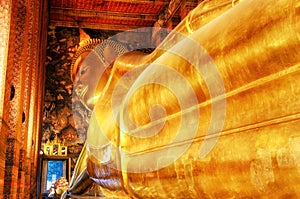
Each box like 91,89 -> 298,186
66,0 -> 300,198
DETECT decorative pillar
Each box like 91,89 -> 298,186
23,1 -> 42,196
1,0 -> 48,198
151,0 -> 198,46
179,0 -> 198,19
16,0 -> 34,196
30,0 -> 48,197
3,0 -> 27,197
0,0 -> 12,197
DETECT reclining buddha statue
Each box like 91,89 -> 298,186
65,0 -> 300,198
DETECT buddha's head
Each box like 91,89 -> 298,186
71,30 -> 128,111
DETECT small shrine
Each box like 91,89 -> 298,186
43,135 -> 68,156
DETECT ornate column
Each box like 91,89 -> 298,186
179,0 -> 199,19
3,0 -> 27,197
1,0 -> 48,198
0,0 -> 12,197
151,0 -> 198,46
30,0 -> 48,198
16,0 -> 34,197
24,1 -> 39,197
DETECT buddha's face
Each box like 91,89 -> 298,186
74,51 -> 106,111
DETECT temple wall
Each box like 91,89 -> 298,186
43,27 -> 85,177
0,0 -> 13,196
0,0 -> 48,198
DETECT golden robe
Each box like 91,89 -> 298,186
67,0 -> 300,198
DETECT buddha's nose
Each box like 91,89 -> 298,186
74,83 -> 84,96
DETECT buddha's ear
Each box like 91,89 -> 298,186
103,44 -> 118,64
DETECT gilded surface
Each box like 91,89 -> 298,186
67,0 -> 300,198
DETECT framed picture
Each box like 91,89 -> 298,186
40,156 -> 71,194
60,146 -> 67,156
45,146 -> 52,155
53,144 -> 59,155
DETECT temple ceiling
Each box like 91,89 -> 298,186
48,0 -> 189,31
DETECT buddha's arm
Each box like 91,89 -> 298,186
67,144 -> 92,194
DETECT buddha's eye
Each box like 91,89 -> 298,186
80,66 -> 88,75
